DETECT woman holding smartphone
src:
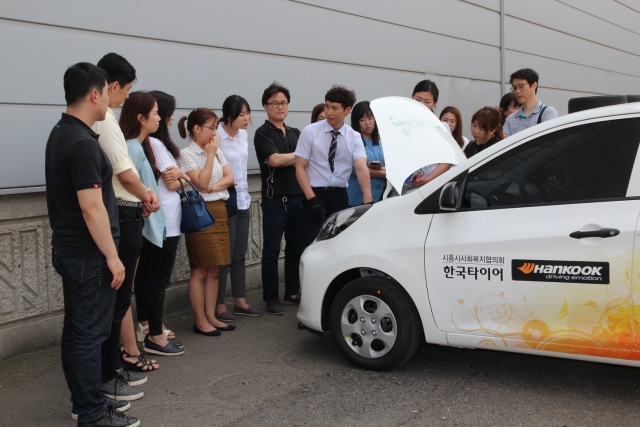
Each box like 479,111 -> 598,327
347,101 -> 386,206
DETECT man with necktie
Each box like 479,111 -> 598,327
295,85 -> 373,228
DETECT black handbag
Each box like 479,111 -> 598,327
226,185 -> 238,217
177,178 -> 215,233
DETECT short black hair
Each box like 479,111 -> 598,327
509,68 -> 539,93
412,80 -> 439,102
221,95 -> 251,125
63,62 -> 108,106
262,82 -> 290,106
325,85 -> 356,109
96,52 -> 136,86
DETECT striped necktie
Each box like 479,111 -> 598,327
329,130 -> 339,173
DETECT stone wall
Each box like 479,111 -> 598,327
0,175 -> 271,359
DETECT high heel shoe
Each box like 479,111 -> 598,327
192,324 -> 221,336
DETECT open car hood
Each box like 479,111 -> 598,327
370,97 -> 466,195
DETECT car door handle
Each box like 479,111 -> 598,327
569,228 -> 620,239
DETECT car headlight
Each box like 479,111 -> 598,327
317,204 -> 373,241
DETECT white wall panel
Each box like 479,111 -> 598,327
461,0 -> 500,12
0,1 -> 498,80
616,0 -> 640,14
0,0 -> 635,193
294,0 -> 500,46
505,50 -> 640,95
505,16 -> 640,77
557,0 -> 640,44
507,0 -> 640,56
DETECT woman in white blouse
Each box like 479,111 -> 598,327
215,96 -> 263,321
177,108 -> 237,336
134,91 -> 189,354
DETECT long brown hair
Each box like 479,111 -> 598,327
177,108 -> 218,139
439,106 -> 465,148
119,91 -> 160,179
471,107 -> 504,140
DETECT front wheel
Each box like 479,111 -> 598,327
330,277 -> 422,370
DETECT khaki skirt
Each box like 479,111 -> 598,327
185,200 -> 230,269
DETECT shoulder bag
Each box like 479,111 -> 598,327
177,178 -> 215,233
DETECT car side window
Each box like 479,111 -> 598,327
461,118 -> 640,210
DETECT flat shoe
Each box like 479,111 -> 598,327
216,311 -> 236,322
233,305 -> 263,317
216,324 -> 236,332
143,336 -> 184,356
192,324 -> 221,336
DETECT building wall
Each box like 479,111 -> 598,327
0,0 -> 638,357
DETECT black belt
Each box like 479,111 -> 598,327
117,199 -> 143,209
312,186 -> 345,191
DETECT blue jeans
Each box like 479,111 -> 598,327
53,251 -> 116,422
261,195 -> 316,302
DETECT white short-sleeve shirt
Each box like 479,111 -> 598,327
218,124 -> 250,210
149,137 -> 182,237
178,140 -> 229,202
295,120 -> 366,188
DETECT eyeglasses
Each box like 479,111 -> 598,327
201,125 -> 216,132
510,83 -> 530,92
266,101 -> 289,108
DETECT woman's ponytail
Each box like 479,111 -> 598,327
177,116 -> 188,139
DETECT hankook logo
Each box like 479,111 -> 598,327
512,259 -> 609,284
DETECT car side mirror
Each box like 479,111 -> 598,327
439,182 -> 458,211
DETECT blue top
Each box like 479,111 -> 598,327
126,138 -> 165,247
347,138 -> 386,206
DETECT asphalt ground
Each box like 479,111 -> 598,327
1,288 -> 640,427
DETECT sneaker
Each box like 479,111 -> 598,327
117,368 -> 147,386
77,407 -> 140,427
72,397 -> 130,420
266,299 -> 284,315
143,335 -> 185,356
101,375 -> 144,401
283,294 -> 301,305
233,305 -> 263,317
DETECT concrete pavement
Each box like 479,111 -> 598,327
1,288 -> 640,426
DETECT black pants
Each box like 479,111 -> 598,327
217,209 -> 250,304
101,206 -> 143,382
310,187 -> 349,231
134,236 -> 180,336
261,195 -> 316,302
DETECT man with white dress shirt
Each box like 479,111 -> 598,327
295,85 -> 373,225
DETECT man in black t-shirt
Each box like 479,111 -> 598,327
254,82 -> 315,315
46,63 -> 138,427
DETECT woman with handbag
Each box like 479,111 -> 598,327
215,95 -> 263,321
127,90 -> 188,355
177,108 -> 237,336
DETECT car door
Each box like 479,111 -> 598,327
424,117 -> 640,356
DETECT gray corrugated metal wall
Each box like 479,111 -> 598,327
0,0 -> 638,193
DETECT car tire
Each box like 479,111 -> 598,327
330,276 -> 422,371
568,95 -> 627,114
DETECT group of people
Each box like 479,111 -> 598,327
45,50 -> 557,427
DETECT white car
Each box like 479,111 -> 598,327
297,97 -> 640,370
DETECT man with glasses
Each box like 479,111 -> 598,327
254,82 -> 313,315
503,68 -> 558,137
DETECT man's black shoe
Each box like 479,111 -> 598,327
77,408 -> 140,427
266,299 -> 284,315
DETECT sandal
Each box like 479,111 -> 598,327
121,348 -> 159,372
137,323 -> 176,342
